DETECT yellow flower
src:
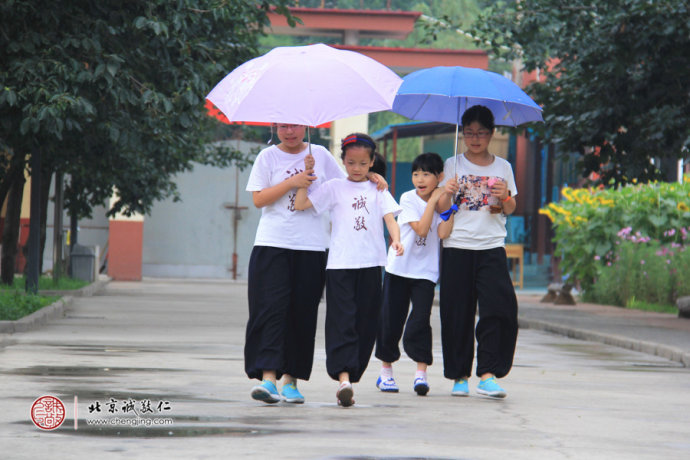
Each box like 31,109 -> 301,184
678,202 -> 690,212
548,203 -> 571,216
538,208 -> 554,222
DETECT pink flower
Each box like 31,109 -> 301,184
594,255 -> 600,260
640,260 -> 645,265
617,227 -> 632,237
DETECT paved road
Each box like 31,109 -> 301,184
1,279 -> 689,459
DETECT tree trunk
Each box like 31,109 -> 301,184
0,153 -> 27,216
38,164 -> 52,274
1,174 -> 26,285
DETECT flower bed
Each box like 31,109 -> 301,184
540,177 -> 690,307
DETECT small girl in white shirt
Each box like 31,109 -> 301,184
375,152 -> 454,396
295,133 -> 403,407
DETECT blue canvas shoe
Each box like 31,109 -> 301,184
376,376 -> 399,392
451,379 -> 469,397
250,380 -> 281,404
281,382 -> 305,404
413,377 -> 430,396
476,377 -> 507,399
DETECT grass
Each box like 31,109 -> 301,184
625,297 -> 679,314
0,275 -> 89,321
0,275 -> 90,292
0,291 -> 60,321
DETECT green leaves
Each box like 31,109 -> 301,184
472,0 -> 690,186
1,0 -> 295,218
542,179 -> 690,289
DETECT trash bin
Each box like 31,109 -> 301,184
70,244 -> 95,282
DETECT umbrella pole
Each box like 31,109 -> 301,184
454,123 -> 459,178
307,126 -> 312,156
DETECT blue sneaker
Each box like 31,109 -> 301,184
376,376 -> 399,392
281,382 -> 305,404
250,380 -> 281,404
413,377 -> 429,396
451,379 -> 469,397
477,377 -> 507,399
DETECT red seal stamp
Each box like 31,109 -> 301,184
31,395 -> 66,430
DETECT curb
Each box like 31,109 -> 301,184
518,317 -> 690,367
0,278 -> 110,334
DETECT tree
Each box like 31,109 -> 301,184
470,0 -> 690,185
0,0 -> 296,284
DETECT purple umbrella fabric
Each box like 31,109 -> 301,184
206,43 -> 402,126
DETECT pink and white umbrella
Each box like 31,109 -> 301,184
206,43 -> 402,127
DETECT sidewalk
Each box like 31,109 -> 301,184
1,279 -> 689,460
516,292 -> 690,367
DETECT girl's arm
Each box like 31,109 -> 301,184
436,175 -> 459,213
294,185 -> 313,211
383,213 -> 404,256
409,187 -> 444,238
489,179 -> 517,215
252,170 -> 316,208
438,213 -> 454,239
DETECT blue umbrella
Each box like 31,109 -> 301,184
392,66 -> 543,128
392,66 -> 543,221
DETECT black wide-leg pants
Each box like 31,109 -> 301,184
245,246 -> 326,381
325,267 -> 382,383
440,247 -> 518,380
375,272 -> 435,365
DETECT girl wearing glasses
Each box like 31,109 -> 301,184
436,105 -> 519,399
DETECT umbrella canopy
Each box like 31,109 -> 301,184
392,66 -> 543,127
206,43 -> 403,127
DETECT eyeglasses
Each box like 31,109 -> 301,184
276,124 -> 303,131
462,130 -> 491,139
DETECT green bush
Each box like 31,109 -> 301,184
541,177 -> 690,306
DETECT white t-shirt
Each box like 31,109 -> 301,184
246,144 -> 346,251
385,189 -> 443,283
308,178 -> 402,269
440,153 -> 518,250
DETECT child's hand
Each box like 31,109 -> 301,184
444,175 -> 460,197
368,172 -> 388,191
304,153 -> 315,171
430,187 -> 445,202
489,178 -> 508,200
391,241 -> 404,256
290,169 -> 317,189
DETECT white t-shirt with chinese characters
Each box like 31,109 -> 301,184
440,153 -> 518,250
246,144 -> 346,251
385,189 -> 443,283
308,178 -> 402,269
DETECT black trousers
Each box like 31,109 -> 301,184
245,246 -> 326,381
325,267 -> 382,383
440,247 -> 518,380
375,272 -> 436,365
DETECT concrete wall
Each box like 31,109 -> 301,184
141,140 -> 262,280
